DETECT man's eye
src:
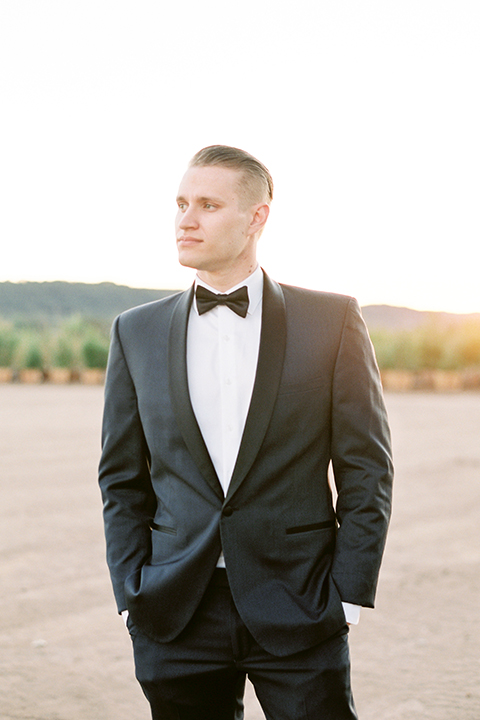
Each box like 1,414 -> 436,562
178,203 -> 187,211
204,204 -> 216,210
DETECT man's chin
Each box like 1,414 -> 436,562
177,253 -> 199,270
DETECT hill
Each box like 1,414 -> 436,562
0,281 -> 179,323
361,304 -> 480,331
0,281 -> 478,329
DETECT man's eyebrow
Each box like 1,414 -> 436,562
176,195 -> 224,205
199,196 -> 222,203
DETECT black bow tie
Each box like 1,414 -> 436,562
195,285 -> 249,318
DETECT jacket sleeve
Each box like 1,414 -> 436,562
98,315 -> 156,613
330,297 -> 393,608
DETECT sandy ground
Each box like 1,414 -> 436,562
0,384 -> 479,720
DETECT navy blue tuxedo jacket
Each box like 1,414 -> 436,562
99,271 -> 393,657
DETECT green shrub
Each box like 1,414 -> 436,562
414,326 -> 447,370
0,325 -> 18,366
82,335 -> 109,369
53,337 -> 76,368
370,330 -> 422,371
24,343 -> 44,369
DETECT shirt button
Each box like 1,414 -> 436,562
225,378 -> 232,385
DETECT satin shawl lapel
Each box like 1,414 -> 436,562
226,273 -> 287,501
168,286 -> 224,500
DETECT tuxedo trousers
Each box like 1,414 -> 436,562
128,569 -> 358,720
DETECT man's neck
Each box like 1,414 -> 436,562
196,263 -> 258,293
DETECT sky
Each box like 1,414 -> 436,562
1,0 -> 479,313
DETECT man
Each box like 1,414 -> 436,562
99,145 -> 393,719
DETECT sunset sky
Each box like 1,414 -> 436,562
1,1 -> 479,313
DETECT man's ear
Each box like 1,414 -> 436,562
249,203 -> 270,236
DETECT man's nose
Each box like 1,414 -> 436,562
178,206 -> 199,229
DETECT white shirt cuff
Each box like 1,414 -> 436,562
342,602 -> 361,625
121,610 -> 129,626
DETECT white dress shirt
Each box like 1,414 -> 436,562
187,266 -> 263,498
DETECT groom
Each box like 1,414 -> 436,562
99,145 -> 393,719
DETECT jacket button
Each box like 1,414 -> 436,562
222,506 -> 233,517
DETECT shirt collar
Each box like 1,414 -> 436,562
193,265 -> 263,316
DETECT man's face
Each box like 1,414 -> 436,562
175,165 -> 257,277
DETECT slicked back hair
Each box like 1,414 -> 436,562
189,145 -> 274,206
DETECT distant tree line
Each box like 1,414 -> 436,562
1,313 -> 480,374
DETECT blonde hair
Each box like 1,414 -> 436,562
189,145 -> 273,205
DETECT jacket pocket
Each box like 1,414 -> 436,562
286,520 -> 336,535
277,376 -> 326,396
151,522 -> 177,535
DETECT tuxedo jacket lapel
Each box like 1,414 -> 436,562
226,273 -> 287,501
168,286 -> 224,500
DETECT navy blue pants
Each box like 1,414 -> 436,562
128,570 -> 358,720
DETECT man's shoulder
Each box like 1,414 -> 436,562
112,288 -> 191,336
116,288 -> 189,322
277,280 -> 356,311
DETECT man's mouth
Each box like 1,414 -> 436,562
177,236 -> 202,245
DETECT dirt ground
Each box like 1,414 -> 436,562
0,385 -> 479,719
